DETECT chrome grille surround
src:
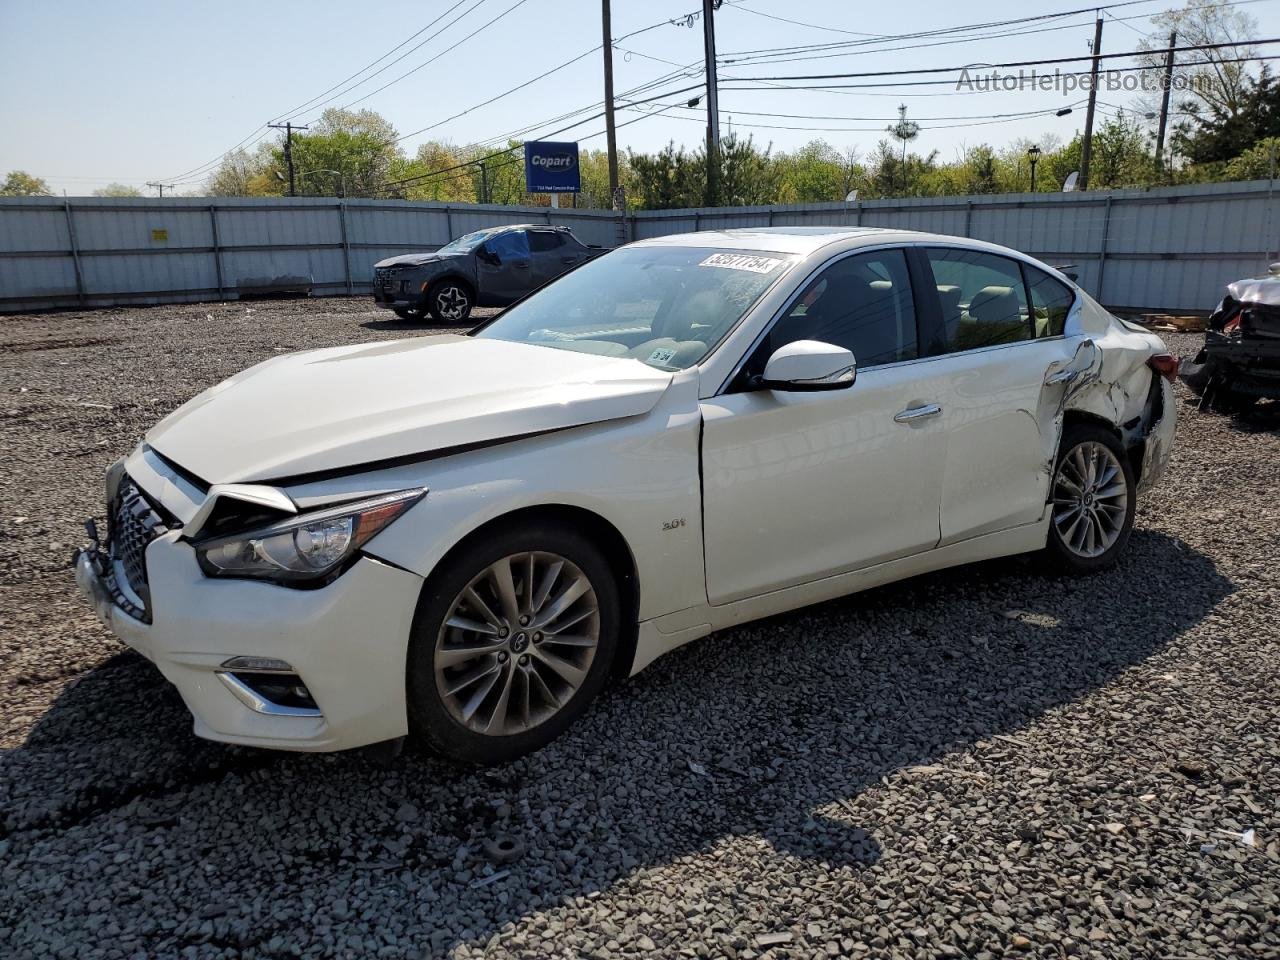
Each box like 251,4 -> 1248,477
105,477 -> 168,622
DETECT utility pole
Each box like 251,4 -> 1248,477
268,121 -> 309,197
601,0 -> 621,209
1079,15 -> 1103,191
1154,30 -> 1177,178
701,0 -> 721,208
145,181 -> 174,198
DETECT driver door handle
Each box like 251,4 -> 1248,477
894,402 -> 942,423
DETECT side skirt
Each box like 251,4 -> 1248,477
629,514 -> 1050,675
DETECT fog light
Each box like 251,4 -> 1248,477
220,656 -> 293,673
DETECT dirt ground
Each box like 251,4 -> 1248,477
1,296 -> 1277,959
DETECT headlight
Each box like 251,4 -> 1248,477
195,488 -> 425,583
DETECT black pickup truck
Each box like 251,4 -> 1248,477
372,223 -> 605,323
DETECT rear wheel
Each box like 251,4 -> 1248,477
427,282 -> 473,324
1042,424 -> 1136,574
406,523 -> 619,763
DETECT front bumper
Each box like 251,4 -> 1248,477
372,274 -> 427,307
75,532 -> 424,752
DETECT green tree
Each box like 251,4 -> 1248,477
1222,136 -> 1280,179
205,143 -> 283,197
91,183 -> 144,197
0,171 -> 52,196
627,142 -> 704,209
718,134 -> 778,206
275,108 -> 403,198
1090,116 -> 1158,187
1175,68 -> 1280,167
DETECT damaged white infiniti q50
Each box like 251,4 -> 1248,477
75,227 -> 1177,762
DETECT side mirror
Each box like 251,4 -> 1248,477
756,340 -> 856,392
478,244 -> 499,265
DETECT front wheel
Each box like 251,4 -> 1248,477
1041,424 -> 1136,574
427,282 -> 473,324
406,523 -> 619,763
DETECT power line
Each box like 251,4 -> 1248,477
725,2 -> 892,39
154,0 -> 491,182
727,38 -> 1279,83
323,0 -> 533,117
268,0 -> 481,124
623,100 -> 1091,123
711,53 -> 1277,92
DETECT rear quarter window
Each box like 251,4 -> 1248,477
1023,265 -> 1076,337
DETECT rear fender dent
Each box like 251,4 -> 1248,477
1036,338 -> 1103,473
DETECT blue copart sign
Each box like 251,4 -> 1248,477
524,141 -> 581,193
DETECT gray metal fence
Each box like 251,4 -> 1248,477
2,179 -> 1276,314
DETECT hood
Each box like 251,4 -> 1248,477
146,336 -> 673,485
1227,275 -> 1280,307
374,251 -> 462,268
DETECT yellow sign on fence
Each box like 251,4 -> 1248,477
151,228 -> 168,242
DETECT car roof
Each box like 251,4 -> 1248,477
633,226 -> 925,255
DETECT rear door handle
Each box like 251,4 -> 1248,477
894,402 -> 942,423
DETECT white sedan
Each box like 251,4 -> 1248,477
75,227 -> 1177,762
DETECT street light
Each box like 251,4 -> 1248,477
1027,145 -> 1042,192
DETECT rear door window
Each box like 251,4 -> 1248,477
925,248 -> 1033,352
1023,264 -> 1075,337
528,231 -> 565,253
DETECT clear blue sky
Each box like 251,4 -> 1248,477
2,0 -> 1277,195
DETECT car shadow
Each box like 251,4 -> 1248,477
7,528 -> 1232,954
1227,400 -> 1280,435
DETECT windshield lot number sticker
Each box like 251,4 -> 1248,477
699,253 -> 784,274
647,346 -> 678,365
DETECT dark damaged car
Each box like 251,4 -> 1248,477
1181,264 -> 1280,412
372,224 -> 604,324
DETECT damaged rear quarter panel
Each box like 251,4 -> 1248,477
1044,293 -> 1174,493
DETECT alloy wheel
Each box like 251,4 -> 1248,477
1052,440 -> 1129,558
435,286 -> 469,322
434,551 -> 600,736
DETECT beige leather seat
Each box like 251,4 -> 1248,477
627,288 -> 723,367
954,284 -> 1027,349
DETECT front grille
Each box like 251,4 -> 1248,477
106,477 -> 168,622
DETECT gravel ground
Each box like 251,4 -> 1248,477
1,297 -> 1277,960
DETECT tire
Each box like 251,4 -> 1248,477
1041,423 -> 1136,575
427,281 -> 473,324
393,306 -> 426,322
405,521 -> 620,763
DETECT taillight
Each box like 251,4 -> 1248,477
1148,354 -> 1180,382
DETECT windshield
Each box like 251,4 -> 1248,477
439,229 -> 499,255
473,246 -> 795,370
